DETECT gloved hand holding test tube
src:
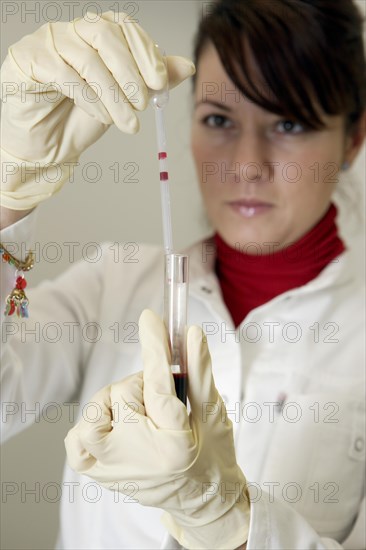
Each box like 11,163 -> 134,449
150,51 -> 188,405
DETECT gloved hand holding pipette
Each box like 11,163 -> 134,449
65,309 -> 250,550
0,11 -> 195,211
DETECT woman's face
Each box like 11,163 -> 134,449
191,43 -> 350,252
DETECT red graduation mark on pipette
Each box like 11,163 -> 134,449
158,151 -> 168,180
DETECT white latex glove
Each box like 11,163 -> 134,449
65,309 -> 250,550
1,12 -> 195,210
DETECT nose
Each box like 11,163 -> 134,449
225,131 -> 272,186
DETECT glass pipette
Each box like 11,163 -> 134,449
150,54 -> 188,405
150,67 -> 173,256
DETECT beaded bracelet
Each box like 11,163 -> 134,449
0,242 -> 34,317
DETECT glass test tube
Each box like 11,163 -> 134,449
164,253 -> 188,405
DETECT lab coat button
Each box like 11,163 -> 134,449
201,286 -> 212,294
354,438 -> 364,452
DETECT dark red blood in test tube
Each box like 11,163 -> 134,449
173,372 -> 187,405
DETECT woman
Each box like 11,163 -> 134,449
1,1 -> 365,548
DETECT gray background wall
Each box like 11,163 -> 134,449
1,1 -> 365,549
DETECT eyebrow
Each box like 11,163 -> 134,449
194,100 -> 232,112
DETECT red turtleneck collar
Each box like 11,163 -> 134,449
214,204 -> 345,327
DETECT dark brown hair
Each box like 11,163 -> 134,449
193,0 -> 366,131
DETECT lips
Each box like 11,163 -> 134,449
228,199 -> 273,218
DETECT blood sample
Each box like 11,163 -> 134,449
164,254 -> 188,405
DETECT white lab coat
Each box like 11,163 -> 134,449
1,212 -> 365,550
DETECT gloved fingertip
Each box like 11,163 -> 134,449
64,425 -> 96,473
116,114 -> 139,134
146,73 -> 168,94
93,111 -> 114,126
176,56 -> 196,76
74,97 -> 113,126
134,89 -> 149,112
186,324 -> 219,410
129,116 -> 140,134
166,56 -> 196,89
139,308 -> 161,329
138,308 -> 169,362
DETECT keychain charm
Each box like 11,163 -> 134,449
5,275 -> 29,317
